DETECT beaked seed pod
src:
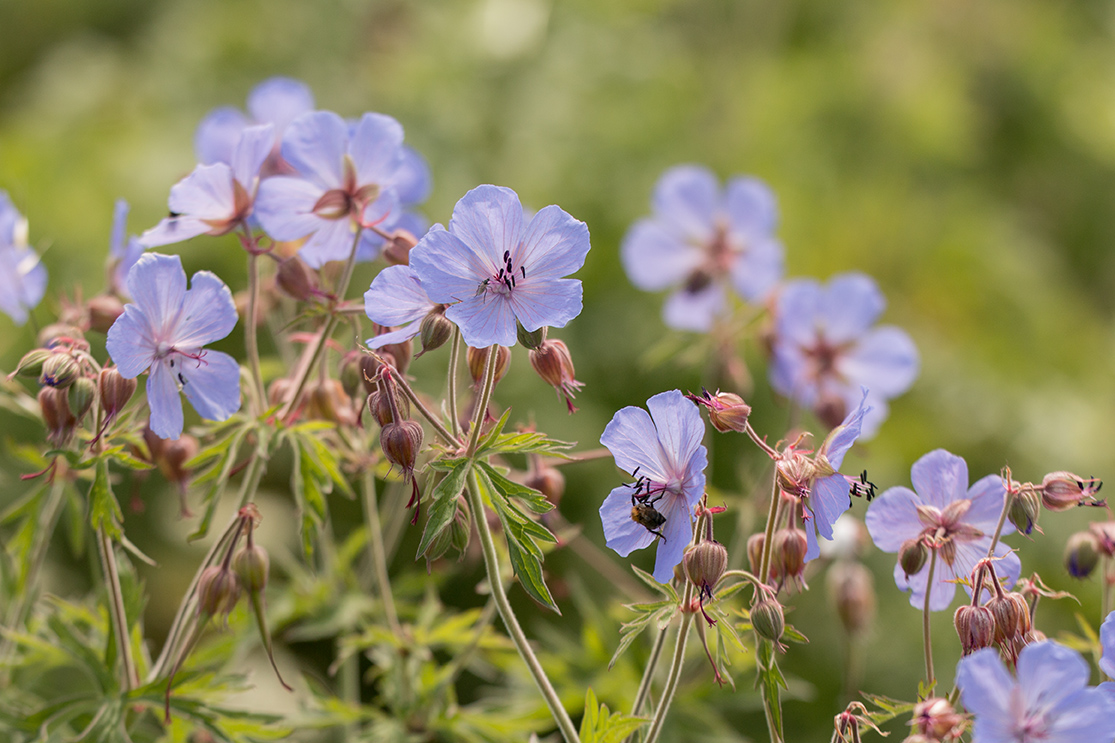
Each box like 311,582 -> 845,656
197,565 -> 242,617
1064,530 -> 1101,578
98,367 -> 136,419
233,544 -> 270,593
954,604 -> 995,655
39,353 -> 79,389
1008,488 -> 1041,535
773,527 -> 808,586
750,599 -> 785,644
898,538 -> 928,578
987,592 -> 1025,645
380,419 -> 423,476
418,310 -> 454,356
1041,471 -> 1102,511
12,348 -> 53,378
684,540 -> 729,593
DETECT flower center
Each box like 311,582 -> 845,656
478,249 -> 526,298
915,499 -> 984,567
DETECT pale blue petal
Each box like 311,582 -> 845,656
410,226 -> 490,303
811,475 -> 852,545
893,554 -> 957,611
1016,642 -> 1089,713
174,271 -> 237,348
951,539 -> 1019,601
368,321 -> 422,349
768,343 -> 815,403
146,360 -> 185,440
348,113 -> 405,187
105,305 -> 156,378
600,405 -> 669,483
281,110 -> 347,189
965,474 -> 1012,535
910,449 -> 969,511
620,219 -> 702,292
723,176 -> 778,238
506,277 -> 582,333
180,350 -> 241,423
517,204 -> 590,280
775,278 -> 824,346
396,145 -> 432,206
255,176 -> 325,241
601,487 -> 656,557
247,77 -> 314,131
663,284 -> 725,332
447,185 -> 524,269
645,390 -> 705,483
0,191 -> 20,244
166,163 -> 236,220
651,165 -> 718,242
195,106 -> 249,165
957,648 -> 1015,738
821,388 -> 870,468
841,326 -> 919,398
139,216 -> 212,248
1044,687 -> 1115,743
298,217 -> 361,268
110,199 -> 129,258
1101,611 -> 1115,679
816,273 -> 885,344
355,209 -> 429,262
804,513 -> 821,562
653,492 -> 696,582
444,294 -> 517,348
855,395 -> 889,441
864,486 -> 923,552
127,254 -> 186,339
230,123 -> 274,188
729,237 -> 784,303
359,189 -> 401,233
364,265 -> 435,327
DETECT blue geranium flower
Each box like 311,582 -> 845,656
106,253 -> 241,440
621,165 -> 784,332
770,271 -> 918,439
598,390 -> 708,583
194,76 -> 314,170
409,185 -> 590,348
254,111 -> 407,268
108,199 -> 144,298
957,641 -> 1115,743
355,144 -> 432,262
865,449 -> 1019,611
1101,611 -> 1115,702
363,265 -> 440,349
0,191 -> 47,326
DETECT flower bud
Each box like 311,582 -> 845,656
67,377 -> 97,422
898,538 -> 928,578
525,466 -> 565,508
516,321 -> 546,350
380,419 -> 423,477
12,348 -> 53,378
1008,488 -> 1041,535
1041,471 -> 1103,511
233,544 -> 270,593
368,378 -> 409,428
275,256 -> 318,301
1090,521 -> 1115,557
912,698 -> 964,740
39,386 -> 77,446
98,367 -> 136,420
986,592 -> 1025,645
1064,530 -> 1101,578
39,353 -> 79,389
529,339 -> 583,413
160,435 -> 200,516
773,527 -> 808,589
358,354 -> 381,396
684,540 -> 728,593
87,294 -> 125,333
338,352 -> 364,399
750,599 -> 785,644
775,452 -> 816,500
450,496 -> 472,554
197,565 -> 241,618
418,309 -> 454,356
37,323 -> 85,350
954,604 -> 995,655
381,228 -> 417,266
468,345 -> 510,386
747,533 -> 765,575
307,379 -> 355,427
827,561 -> 875,636
686,389 -> 751,433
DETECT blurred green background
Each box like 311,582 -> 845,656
3,0 -> 1115,739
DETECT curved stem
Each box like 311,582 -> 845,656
643,581 -> 695,743
245,249 -> 266,414
630,624 -> 668,717
361,468 -> 401,637
758,471 -> 782,585
922,550 -> 939,692
985,487 -> 1013,559
446,328 -> 462,438
97,526 -> 138,691
464,468 -> 579,742
466,346 -> 496,457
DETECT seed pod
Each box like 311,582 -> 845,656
1064,530 -> 1101,578
898,538 -> 928,578
954,604 -> 995,655
39,353 -> 79,389
87,294 -> 125,333
1008,488 -> 1041,535
368,377 -> 409,428
987,592 -> 1024,645
525,466 -> 565,508
12,348 -> 53,378
687,390 -> 751,433
467,345 -> 510,386
528,339 -> 584,412
750,599 -> 785,644
380,419 -> 423,477
418,310 -> 454,356
39,386 -> 76,446
773,527 -> 808,587
275,256 -> 318,301
67,377 -> 97,422
197,565 -> 241,618
1041,471 -> 1102,511
98,367 -> 136,419
684,540 -> 729,593
233,544 -> 270,593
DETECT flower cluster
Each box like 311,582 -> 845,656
0,191 -> 47,326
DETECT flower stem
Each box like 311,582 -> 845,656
1102,555 -> 1113,627
361,468 -> 401,637
464,467 -> 579,742
97,525 -> 138,691
922,550 -> 939,692
368,349 -> 458,445
446,327 -> 462,438
758,469 -> 782,585
643,580 -> 695,743
984,485 -> 1013,558
245,250 -> 267,413
630,623 -> 668,717
466,346 -> 497,457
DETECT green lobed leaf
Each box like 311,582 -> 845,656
187,425 -> 250,542
416,459 -> 472,557
475,460 -> 554,514
88,459 -> 122,539
756,638 -> 785,739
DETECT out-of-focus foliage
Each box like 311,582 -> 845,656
4,0 -> 1115,740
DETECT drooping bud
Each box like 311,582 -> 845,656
418,309 -> 454,356
773,527 -> 808,590
380,419 -> 423,477
1090,521 -> 1115,557
307,379 -> 355,427
750,598 -> 785,645
986,592 -> 1025,645
528,339 -> 584,413
358,353 -> 381,396
160,434 -> 199,516
525,466 -> 565,508
67,377 -> 97,422
827,561 -> 875,636
275,256 -> 319,301
1041,471 -> 1104,511
98,367 -> 136,420
775,450 -> 816,500
37,323 -> 85,350
338,352 -> 363,399
954,604 -> 995,655
1064,530 -> 1101,578
381,228 -> 417,266
1008,488 -> 1041,535
911,698 -> 965,741
516,321 -> 546,350
197,565 -> 241,618
233,544 -> 270,593
39,387 -> 77,446
11,348 -> 53,378
39,353 -> 79,389
684,540 -> 729,595
898,537 -> 928,578
747,533 -> 765,575
370,324 -> 412,375
368,377 -> 410,428
467,345 -> 511,386
87,294 -> 125,333
686,389 -> 751,433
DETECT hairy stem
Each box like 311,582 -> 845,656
758,470 -> 782,585
370,350 -> 458,445
446,327 -> 462,438
630,623 -> 668,717
984,485 -> 1013,559
464,468 -> 579,742
97,526 -> 138,691
245,248 -> 266,413
643,580 -> 696,743
361,468 -> 401,636
922,550 -> 939,691
466,346 -> 496,457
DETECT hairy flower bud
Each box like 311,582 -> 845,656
368,377 -> 409,428
684,540 -> 729,593
686,389 -> 751,433
773,527 -> 808,589
381,228 -> 417,266
275,256 -> 318,301
233,544 -> 270,593
898,538 -> 928,578
750,599 -> 785,644
418,309 -> 454,356
39,386 -> 77,446
338,352 -> 363,399
528,339 -> 583,413
516,321 -> 546,350
954,604 -> 995,655
12,348 -> 53,378
67,377 -> 97,422
197,565 -> 241,618
39,353 -> 79,389
468,345 -> 510,386
986,592 -> 1025,645
98,367 -> 136,420
1008,488 -> 1041,536
87,294 -> 125,334
1041,471 -> 1103,511
827,561 -> 875,636
747,533 -> 765,575
1064,530 -> 1101,578
380,419 -> 423,477
775,451 -> 816,500
525,465 -> 565,508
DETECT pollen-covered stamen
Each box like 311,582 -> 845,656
849,470 -> 877,501
480,249 -> 527,296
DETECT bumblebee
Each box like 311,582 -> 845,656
630,493 -> 667,541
